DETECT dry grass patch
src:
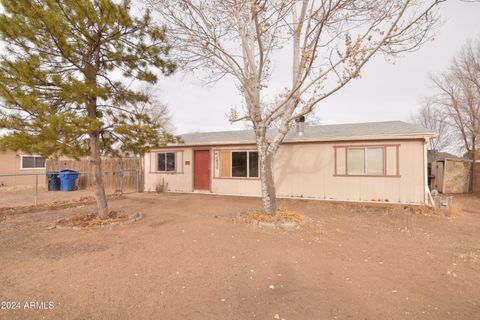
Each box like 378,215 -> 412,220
0,193 -> 127,217
0,198 -> 95,217
405,205 -> 440,215
241,207 -> 303,224
56,211 -> 130,229
403,204 -> 462,217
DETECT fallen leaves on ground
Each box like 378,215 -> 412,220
56,211 -> 129,228
241,207 -> 303,224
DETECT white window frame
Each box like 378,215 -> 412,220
157,152 -> 176,172
20,155 -> 46,170
347,147 -> 385,176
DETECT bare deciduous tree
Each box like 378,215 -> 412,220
411,103 -> 452,152
128,85 -> 176,134
148,0 -> 443,214
102,84 -> 178,157
428,39 -> 480,191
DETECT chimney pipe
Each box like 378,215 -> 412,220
295,116 -> 305,136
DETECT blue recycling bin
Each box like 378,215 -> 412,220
59,169 -> 79,192
46,172 -> 60,191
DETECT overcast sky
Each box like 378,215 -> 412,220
155,0 -> 480,134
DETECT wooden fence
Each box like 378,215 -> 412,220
46,157 -> 144,192
474,162 -> 480,194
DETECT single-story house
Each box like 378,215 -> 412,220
0,151 -> 47,188
428,151 -> 471,194
144,121 -> 436,205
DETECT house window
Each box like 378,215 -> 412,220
347,147 -> 384,175
248,152 -> 259,177
232,152 -> 248,177
21,155 -> 46,169
158,152 -> 176,172
221,151 -> 259,178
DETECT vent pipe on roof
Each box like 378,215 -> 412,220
295,116 -> 305,136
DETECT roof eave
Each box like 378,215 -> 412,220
157,133 -> 436,149
283,133 -> 436,144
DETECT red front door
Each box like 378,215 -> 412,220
194,150 -> 210,190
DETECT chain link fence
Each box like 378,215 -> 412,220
0,169 -> 143,207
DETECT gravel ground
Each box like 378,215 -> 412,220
0,193 -> 479,319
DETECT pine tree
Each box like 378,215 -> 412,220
0,0 -> 176,218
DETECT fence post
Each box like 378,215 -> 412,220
34,174 -> 38,206
121,172 -> 124,193
136,169 -> 139,193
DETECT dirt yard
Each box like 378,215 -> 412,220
0,187 -> 94,208
0,193 -> 479,319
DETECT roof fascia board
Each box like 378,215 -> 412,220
150,135 -> 432,150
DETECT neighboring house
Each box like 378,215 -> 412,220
0,151 -> 47,188
428,150 -> 471,194
144,121 -> 436,205
0,151 -> 143,191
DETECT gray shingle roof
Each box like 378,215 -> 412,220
427,150 -> 465,162
179,121 -> 435,146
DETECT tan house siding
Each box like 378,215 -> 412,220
210,145 -> 260,196
144,149 -> 192,192
144,139 -> 427,204
274,140 -> 424,203
0,151 -> 47,187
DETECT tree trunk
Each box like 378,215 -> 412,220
84,43 -> 109,219
259,149 -> 277,215
89,131 -> 109,219
255,121 -> 289,215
